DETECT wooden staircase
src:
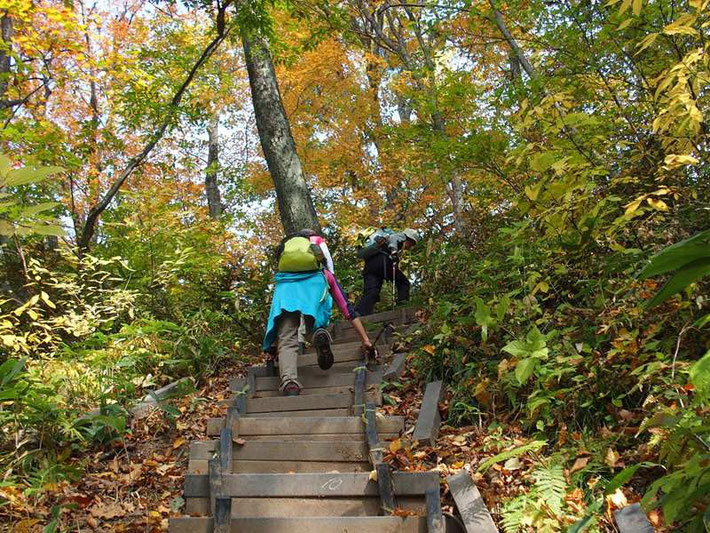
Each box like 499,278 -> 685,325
168,308 -> 447,533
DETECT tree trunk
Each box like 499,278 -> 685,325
205,110 -> 222,219
242,32 -> 319,235
489,0 -> 536,79
0,14 -> 12,102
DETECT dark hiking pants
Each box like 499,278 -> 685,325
355,253 -> 410,316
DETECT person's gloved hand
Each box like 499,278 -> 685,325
362,342 -> 379,361
375,236 -> 387,247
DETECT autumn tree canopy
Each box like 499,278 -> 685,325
0,0 -> 709,530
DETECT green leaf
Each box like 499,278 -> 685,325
694,313 -> 710,329
20,202 -> 59,216
477,440 -> 547,472
0,154 -> 10,177
515,358 -> 537,384
689,350 -> 710,401
496,295 -> 510,321
644,257 -> 710,308
638,229 -> 710,279
502,327 -> 549,359
605,463 -> 656,494
5,165 -> 64,187
474,297 -> 495,342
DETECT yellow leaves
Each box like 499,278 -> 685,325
617,18 -> 633,31
663,154 -> 699,169
41,291 -> 55,309
525,184 -> 541,201
663,15 -> 699,36
636,33 -> 659,54
632,0 -> 643,16
422,344 -> 436,355
647,198 -> 669,211
532,281 -> 550,295
389,439 -> 403,453
624,197 -> 644,216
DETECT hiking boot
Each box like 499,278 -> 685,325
313,328 -> 334,370
282,380 -> 301,396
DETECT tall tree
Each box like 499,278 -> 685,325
205,109 -> 223,219
241,31 -> 319,234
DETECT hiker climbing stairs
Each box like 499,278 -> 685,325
168,307 -> 452,533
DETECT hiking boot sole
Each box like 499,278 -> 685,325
313,329 -> 334,370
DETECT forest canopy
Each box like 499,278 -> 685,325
0,0 -> 708,530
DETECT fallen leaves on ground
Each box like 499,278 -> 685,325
0,358 -> 250,531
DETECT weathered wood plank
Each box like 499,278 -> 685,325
614,503 -> 654,533
353,366 -> 367,417
190,440 -> 369,462
169,515 -> 427,533
214,497 -> 230,533
270,363 -> 381,375
249,371 -> 383,392
254,385 -> 382,400
446,471 -> 498,533
188,459 -> 372,475
131,377 -> 195,419
184,496 -> 427,517
383,353 -> 407,382
244,408 -> 352,418
183,471 -> 440,498
412,381 -> 444,446
209,415 -> 403,437
426,487 -> 444,533
207,415 -> 404,436
246,393 -> 354,413
208,458 -> 220,516
377,463 -> 396,511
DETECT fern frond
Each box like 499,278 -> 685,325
501,495 -> 528,533
532,463 -> 567,514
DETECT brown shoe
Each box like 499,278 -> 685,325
313,328 -> 334,370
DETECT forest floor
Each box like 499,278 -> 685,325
2,338 -> 645,531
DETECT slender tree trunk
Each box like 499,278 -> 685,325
0,14 -> 12,102
242,32 -> 319,234
205,109 -> 222,219
488,0 -> 536,79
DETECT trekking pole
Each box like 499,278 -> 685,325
391,257 -> 397,312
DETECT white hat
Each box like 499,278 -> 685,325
403,228 -> 420,243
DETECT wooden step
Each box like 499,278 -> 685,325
253,384 -> 378,398
218,385 -> 382,404
207,415 -> 404,437
245,408 -> 351,418
246,392 -> 351,413
188,458 -> 372,475
251,371 -> 383,392
335,307 -> 417,328
183,471 -> 439,498
190,439 -> 369,462
170,515 -> 427,533
183,496 -> 426,517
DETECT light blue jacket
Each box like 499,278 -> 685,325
262,271 -> 333,351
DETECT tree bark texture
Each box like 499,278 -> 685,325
205,110 -> 223,219
242,32 -> 319,235
0,14 -> 12,102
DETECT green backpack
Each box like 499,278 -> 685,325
278,236 -> 323,272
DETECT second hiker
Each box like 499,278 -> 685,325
355,228 -> 420,317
